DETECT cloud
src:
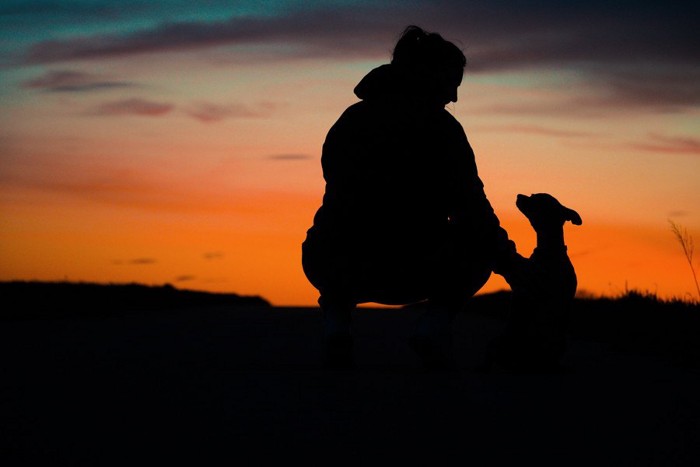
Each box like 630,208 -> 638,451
92,98 -> 173,116
629,133 -> 700,156
21,69 -> 134,92
3,159 -> 271,215
266,154 -> 312,161
6,139 -> 290,222
20,2 -> 697,67
477,83 -> 699,116
476,97 -> 606,118
129,258 -> 157,265
10,1 -> 699,113
478,124 -> 593,139
595,67 -> 700,110
21,6 -> 394,64
87,98 -> 272,121
202,252 -> 224,260
0,1 -> 127,18
174,275 -> 196,282
667,210 -> 691,218
184,102 -> 271,122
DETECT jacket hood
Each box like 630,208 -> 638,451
353,64 -> 408,102
353,63 -> 452,109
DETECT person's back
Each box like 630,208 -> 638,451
312,66 -> 473,263
302,25 -> 518,368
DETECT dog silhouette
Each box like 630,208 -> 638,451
488,193 -> 582,372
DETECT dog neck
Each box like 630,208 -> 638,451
534,228 -> 567,254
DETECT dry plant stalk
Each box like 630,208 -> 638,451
669,220 -> 700,302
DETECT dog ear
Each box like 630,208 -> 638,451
565,207 -> 582,225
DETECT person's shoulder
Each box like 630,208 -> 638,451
331,100 -> 378,130
330,100 -> 367,122
325,101 -> 371,140
437,108 -> 466,133
343,100 -> 372,116
437,107 -> 460,123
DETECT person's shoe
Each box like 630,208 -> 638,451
323,333 -> 355,370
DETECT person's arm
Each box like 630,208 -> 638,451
445,118 -> 521,275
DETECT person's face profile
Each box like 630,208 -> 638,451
439,68 -> 463,106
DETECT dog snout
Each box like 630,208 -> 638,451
516,193 -> 529,207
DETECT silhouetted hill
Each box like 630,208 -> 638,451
0,280 -> 270,320
2,281 -> 698,367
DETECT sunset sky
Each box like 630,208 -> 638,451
1,0 -> 698,306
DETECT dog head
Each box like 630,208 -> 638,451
516,193 -> 582,230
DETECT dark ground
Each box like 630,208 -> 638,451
2,287 -> 700,465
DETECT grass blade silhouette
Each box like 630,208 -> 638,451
669,219 -> 700,303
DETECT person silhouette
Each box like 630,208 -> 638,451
302,25 -> 520,369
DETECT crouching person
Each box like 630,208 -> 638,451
301,25 -> 519,370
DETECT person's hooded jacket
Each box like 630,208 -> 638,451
303,64 -> 514,299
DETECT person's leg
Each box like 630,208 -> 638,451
411,295 -> 464,336
409,260 -> 491,369
302,236 -> 358,368
318,293 -> 356,369
408,296 -> 464,370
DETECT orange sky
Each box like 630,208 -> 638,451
1,1 -> 699,305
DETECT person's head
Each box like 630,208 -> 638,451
391,25 -> 466,107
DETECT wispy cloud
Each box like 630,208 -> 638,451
8,1 -> 700,113
478,124 -> 593,139
23,167 -> 172,208
668,210 -> 691,218
174,275 -> 196,282
19,2 -> 697,68
202,252 -> 224,260
21,69 -> 134,92
0,1 -> 135,19
4,160 -> 276,215
596,67 -> 700,111
88,99 -> 273,121
92,98 -> 173,117
21,6 -> 393,64
476,97 -> 605,118
184,102 -> 271,122
266,154 -> 312,161
129,258 -> 157,265
477,86 -> 699,117
630,133 -> 700,156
